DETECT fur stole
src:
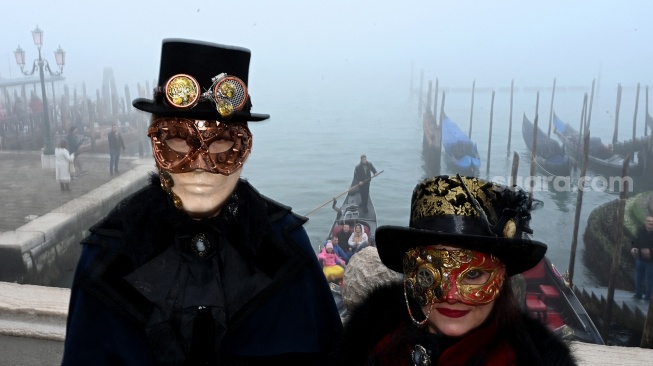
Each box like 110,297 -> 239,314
332,282 -> 576,366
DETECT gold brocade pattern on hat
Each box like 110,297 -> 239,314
411,176 -> 498,223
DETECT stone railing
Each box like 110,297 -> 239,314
0,159 -> 155,286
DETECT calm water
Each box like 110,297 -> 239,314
57,83 -> 649,290
243,84 -> 648,289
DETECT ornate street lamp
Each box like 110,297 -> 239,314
13,26 -> 65,155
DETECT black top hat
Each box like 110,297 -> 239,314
133,39 -> 269,122
376,175 -> 547,276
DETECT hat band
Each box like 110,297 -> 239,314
410,216 -> 496,237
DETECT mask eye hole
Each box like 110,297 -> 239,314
208,139 -> 234,153
461,269 -> 491,285
165,138 -> 191,153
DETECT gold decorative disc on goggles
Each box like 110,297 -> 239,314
164,74 -> 200,109
403,247 -> 506,306
212,75 -> 248,118
161,73 -> 249,120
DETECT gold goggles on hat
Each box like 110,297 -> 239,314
163,73 -> 248,118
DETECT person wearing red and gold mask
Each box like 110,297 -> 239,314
332,175 -> 576,366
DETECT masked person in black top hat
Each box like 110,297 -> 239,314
62,39 -> 342,365
332,175 -> 576,366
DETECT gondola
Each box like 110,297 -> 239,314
522,114 -> 571,176
323,176 -> 379,320
441,112 -> 481,176
553,113 -> 640,176
422,109 -> 442,176
522,256 -> 604,344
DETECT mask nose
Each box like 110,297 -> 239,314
443,279 -> 460,303
187,149 -> 216,173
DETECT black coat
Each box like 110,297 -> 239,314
332,282 -> 576,366
62,175 -> 343,365
353,162 -> 377,187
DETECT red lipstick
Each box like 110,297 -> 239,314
436,308 -> 470,318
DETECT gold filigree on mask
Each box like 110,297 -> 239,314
403,247 -> 505,306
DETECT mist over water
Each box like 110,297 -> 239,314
3,1 -> 652,292
240,84 -> 644,289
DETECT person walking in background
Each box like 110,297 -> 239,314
108,124 -> 126,175
631,215 -> 653,300
55,140 -> 74,191
66,126 -> 85,176
353,154 -> 377,214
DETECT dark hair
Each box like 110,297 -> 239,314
59,140 -> 67,148
69,126 -> 77,133
464,278 -> 532,365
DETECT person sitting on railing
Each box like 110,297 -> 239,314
318,241 -> 346,283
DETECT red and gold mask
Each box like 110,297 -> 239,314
403,247 -> 506,306
148,117 -> 252,176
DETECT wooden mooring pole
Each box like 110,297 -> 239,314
567,132 -> 591,287
632,83 -> 641,159
528,113 -> 539,209
547,78 -> 557,137
507,79 -> 514,155
418,69 -> 424,117
587,79 -> 596,130
612,83 -> 622,146
602,154 -> 631,338
486,90 -> 495,176
646,85 -> 649,137
426,81 -> 432,115
511,151 -> 519,187
437,92 -> 446,166
433,78 -> 439,124
468,79 -> 475,137
574,94 -> 588,169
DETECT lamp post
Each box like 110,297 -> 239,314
14,26 -> 65,155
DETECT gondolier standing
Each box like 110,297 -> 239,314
353,154 -> 377,214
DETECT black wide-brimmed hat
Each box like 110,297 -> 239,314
376,175 -> 547,276
133,38 -> 269,122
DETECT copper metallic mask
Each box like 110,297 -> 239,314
148,117 -> 252,176
403,247 -> 506,306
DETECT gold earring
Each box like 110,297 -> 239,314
159,170 -> 183,210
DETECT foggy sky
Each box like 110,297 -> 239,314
1,0 -> 652,108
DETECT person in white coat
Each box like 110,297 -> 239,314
55,140 -> 75,191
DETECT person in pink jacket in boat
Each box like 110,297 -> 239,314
318,241 -> 347,282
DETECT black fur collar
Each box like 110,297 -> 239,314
333,282 -> 576,366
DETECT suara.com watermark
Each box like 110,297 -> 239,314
490,175 -> 634,193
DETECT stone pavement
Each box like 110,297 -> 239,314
0,150 -> 155,233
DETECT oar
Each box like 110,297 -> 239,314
304,170 -> 384,217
